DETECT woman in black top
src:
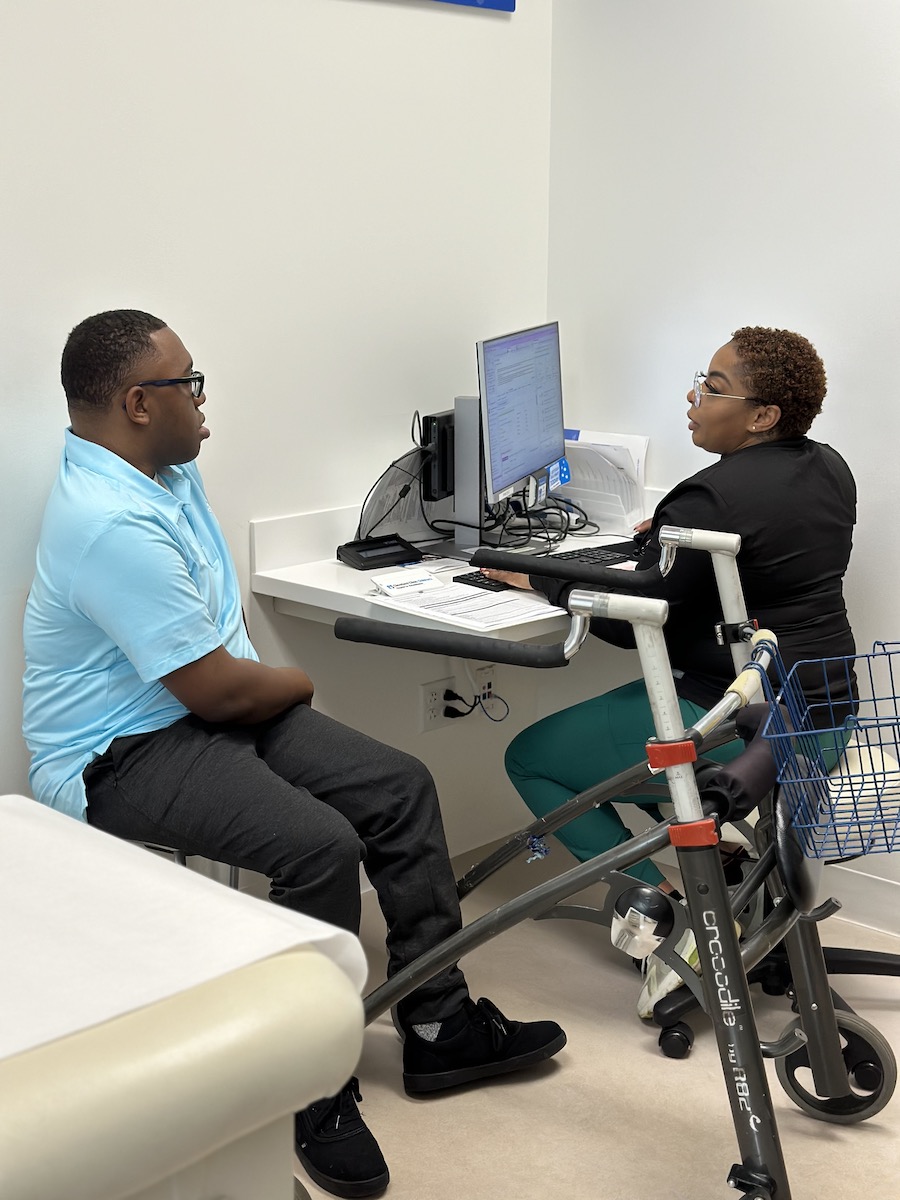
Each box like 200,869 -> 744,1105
483,327 -> 856,895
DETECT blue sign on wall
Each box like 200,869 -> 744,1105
433,0 -> 516,10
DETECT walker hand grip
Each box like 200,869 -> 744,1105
697,708 -> 779,821
470,548 -> 664,591
333,617 -> 569,668
724,630 -> 779,703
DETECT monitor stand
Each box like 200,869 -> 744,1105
424,395 -> 554,562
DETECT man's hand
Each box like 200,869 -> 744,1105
162,647 -> 314,724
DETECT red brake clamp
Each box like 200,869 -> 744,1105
669,819 -> 719,847
645,739 -> 698,769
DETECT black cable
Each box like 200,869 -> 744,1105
363,483 -> 413,539
410,410 -> 424,447
355,446 -> 433,540
478,693 -> 510,722
414,486 -> 451,539
501,488 -> 563,552
504,494 -> 613,555
543,495 -> 601,538
423,497 -> 511,541
444,688 -> 478,716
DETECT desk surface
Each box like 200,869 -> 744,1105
250,506 -> 631,640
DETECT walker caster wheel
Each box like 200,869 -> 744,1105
775,1011 -> 897,1123
659,1021 -> 694,1059
850,1060 -> 883,1093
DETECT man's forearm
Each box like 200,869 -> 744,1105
225,660 -> 315,723
162,649 -> 314,724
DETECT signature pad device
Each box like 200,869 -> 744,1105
336,534 -> 423,571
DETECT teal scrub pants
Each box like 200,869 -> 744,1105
505,679 -> 745,886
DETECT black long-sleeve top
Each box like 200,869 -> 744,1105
531,438 -> 857,709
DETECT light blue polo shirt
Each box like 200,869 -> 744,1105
23,430 -> 258,820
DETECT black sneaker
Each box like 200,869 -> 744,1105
295,1077 -> 389,1199
402,997 -> 566,1095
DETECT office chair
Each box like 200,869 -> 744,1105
139,841 -> 241,890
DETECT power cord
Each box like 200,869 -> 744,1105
443,687 -> 510,721
502,491 -> 601,549
442,663 -> 510,723
442,687 -> 477,719
477,693 -> 510,722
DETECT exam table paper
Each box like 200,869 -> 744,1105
0,794 -> 368,1060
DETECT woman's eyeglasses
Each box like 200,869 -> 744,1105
691,371 -> 749,408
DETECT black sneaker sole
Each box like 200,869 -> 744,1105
402,1029 -> 567,1095
296,1150 -> 389,1199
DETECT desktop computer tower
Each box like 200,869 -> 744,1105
422,409 -> 455,502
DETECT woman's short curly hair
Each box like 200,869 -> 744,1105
731,326 -> 827,439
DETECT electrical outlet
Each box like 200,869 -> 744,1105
418,676 -> 456,732
474,664 -> 495,704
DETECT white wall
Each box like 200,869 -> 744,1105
547,0 -> 900,922
4,0 -> 899,924
0,0 -> 554,815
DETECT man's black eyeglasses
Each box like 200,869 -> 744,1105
137,371 -> 205,399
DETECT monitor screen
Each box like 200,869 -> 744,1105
477,321 -> 566,505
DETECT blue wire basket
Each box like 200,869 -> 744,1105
760,642 -> 900,859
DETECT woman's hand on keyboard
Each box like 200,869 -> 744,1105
479,569 -> 532,590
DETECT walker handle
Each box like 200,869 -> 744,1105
333,617 -> 570,668
470,548 -> 664,591
696,704 -> 779,822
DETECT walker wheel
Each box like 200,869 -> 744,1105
775,1011 -> 897,1123
850,1060 -> 883,1092
658,1021 -> 694,1059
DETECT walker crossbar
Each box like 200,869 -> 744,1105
456,704 -> 773,902
363,819 -> 677,1023
455,721 -> 739,898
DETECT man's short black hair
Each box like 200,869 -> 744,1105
61,309 -> 168,411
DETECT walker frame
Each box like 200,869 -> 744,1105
334,527 -> 897,1199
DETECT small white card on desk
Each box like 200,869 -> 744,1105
371,567 -> 443,597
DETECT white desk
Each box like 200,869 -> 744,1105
248,505 -> 651,859
249,504 -> 623,640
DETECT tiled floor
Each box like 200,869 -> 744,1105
295,839 -> 900,1200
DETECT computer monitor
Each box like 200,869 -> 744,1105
477,321 -> 566,506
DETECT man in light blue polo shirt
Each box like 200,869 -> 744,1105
22,310 -> 566,1200
24,431 -> 255,820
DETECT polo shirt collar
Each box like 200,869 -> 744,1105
64,428 -> 190,507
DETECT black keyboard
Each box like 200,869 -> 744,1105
454,571 -> 511,592
454,543 -> 635,591
549,544 -> 635,567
